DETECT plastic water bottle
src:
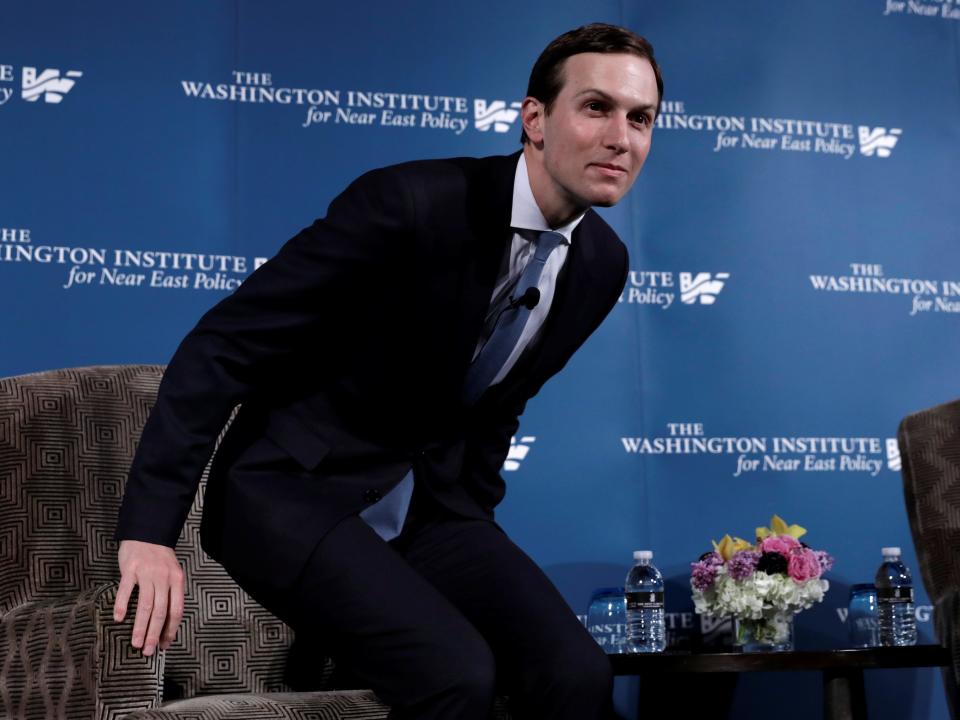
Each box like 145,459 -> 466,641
624,550 -> 665,653
875,547 -> 917,646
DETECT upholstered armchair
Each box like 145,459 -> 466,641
899,398 -> 960,719
0,365 -> 395,719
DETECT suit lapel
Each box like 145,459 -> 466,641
450,152 -> 521,382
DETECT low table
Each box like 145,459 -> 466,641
610,644 -> 950,720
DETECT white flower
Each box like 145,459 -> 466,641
751,572 -> 774,597
694,570 -> 829,622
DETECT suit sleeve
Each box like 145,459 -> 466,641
116,168 -> 414,547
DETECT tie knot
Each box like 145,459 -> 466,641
535,231 -> 565,261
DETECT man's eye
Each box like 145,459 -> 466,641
585,101 -> 605,112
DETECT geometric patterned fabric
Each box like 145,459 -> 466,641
123,690 -> 394,719
898,398 -> 960,718
124,692 -> 511,719
0,583 -> 164,719
0,365 -> 295,701
0,365 -> 512,719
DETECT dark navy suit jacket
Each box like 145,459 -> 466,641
116,151 -> 629,588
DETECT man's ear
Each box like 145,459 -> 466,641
521,97 -> 545,146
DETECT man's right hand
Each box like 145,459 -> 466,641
114,539 -> 185,656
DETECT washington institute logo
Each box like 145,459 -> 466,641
0,63 -> 83,106
22,66 -> 83,103
503,435 -> 536,472
181,70 -> 524,136
858,126 -> 902,158
620,270 -> 731,309
680,272 -> 730,305
655,100 -> 903,160
474,99 -> 522,133
808,262 -> 960,317
621,421 -> 899,478
180,70 -> 520,135
0,225 -> 269,293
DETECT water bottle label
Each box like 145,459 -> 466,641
626,591 -> 664,610
877,587 -> 914,603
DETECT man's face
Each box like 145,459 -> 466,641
523,52 -> 658,219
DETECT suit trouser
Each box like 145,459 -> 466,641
231,488 -> 613,720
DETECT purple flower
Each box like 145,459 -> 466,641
727,550 -> 761,580
691,558 -> 720,591
814,550 -> 834,573
699,551 -> 724,567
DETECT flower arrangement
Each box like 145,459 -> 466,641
690,515 -> 834,649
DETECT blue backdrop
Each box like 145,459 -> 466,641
3,1 -> 958,717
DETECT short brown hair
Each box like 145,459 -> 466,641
521,23 -> 664,144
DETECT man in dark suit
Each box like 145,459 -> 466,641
114,23 -> 662,719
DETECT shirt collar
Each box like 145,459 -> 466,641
510,154 -> 585,243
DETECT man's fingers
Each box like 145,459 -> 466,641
160,567 -> 185,650
114,572 -> 137,622
116,541 -> 183,655
131,579 -> 155,649
142,583 -> 170,656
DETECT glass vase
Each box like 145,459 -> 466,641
733,613 -> 794,652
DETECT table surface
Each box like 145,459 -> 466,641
609,644 -> 951,674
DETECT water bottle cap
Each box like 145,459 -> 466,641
881,546 -> 901,557
633,550 -> 653,560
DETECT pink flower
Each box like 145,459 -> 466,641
787,548 -> 822,583
759,534 -> 801,557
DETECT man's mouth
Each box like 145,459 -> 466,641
590,162 -> 628,177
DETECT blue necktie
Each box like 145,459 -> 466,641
463,230 -> 564,405
361,230 -> 564,541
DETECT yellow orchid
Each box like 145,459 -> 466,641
755,514 -> 806,541
711,534 -> 755,561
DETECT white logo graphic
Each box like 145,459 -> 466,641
474,99 -> 522,133
679,272 -> 730,305
620,270 -> 731,309
858,127 -> 902,158
886,438 -> 902,472
22,66 -> 83,104
503,435 -> 536,472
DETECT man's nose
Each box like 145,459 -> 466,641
602,113 -> 629,153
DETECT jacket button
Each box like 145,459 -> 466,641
362,488 -> 382,503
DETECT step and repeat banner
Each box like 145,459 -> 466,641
2,2 -> 957,718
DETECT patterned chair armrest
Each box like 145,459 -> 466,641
122,692 -> 513,719
122,690 -> 389,719
0,582 -> 164,720
936,588 -> 960,716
